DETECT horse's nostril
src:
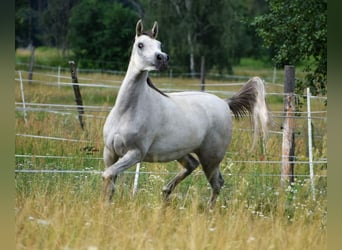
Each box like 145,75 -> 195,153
166,55 -> 169,61
157,54 -> 162,61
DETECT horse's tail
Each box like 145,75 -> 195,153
226,76 -> 270,148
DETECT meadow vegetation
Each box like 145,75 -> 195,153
15,52 -> 327,249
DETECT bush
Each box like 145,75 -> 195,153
68,0 -> 139,70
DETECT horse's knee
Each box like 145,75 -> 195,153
102,167 -> 113,180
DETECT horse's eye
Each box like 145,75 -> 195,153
138,43 -> 144,49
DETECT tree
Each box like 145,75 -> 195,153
141,0 -> 249,75
15,0 -> 40,48
253,0 -> 327,96
39,0 -> 78,56
68,0 -> 139,70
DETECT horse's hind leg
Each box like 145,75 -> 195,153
201,163 -> 225,209
162,154 -> 199,202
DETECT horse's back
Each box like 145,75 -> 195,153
171,91 -> 233,154
169,91 -> 231,123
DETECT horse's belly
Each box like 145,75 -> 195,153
143,146 -> 195,162
143,131 -> 203,162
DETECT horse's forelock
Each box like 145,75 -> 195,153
140,31 -> 155,39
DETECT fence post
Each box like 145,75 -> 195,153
57,66 -> 61,89
306,87 -> 316,200
200,56 -> 205,91
19,71 -> 28,124
133,162 -> 141,196
281,65 -> 296,187
272,66 -> 277,84
69,61 -> 85,130
28,46 -> 35,84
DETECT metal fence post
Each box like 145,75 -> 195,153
19,71 -> 28,124
307,87 -> 316,200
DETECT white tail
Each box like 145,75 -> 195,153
227,77 -> 269,148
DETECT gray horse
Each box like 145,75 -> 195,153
102,20 -> 269,208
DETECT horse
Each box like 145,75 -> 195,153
102,19 -> 270,208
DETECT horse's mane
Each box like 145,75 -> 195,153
147,77 -> 168,97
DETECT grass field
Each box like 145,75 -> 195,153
15,51 -> 327,249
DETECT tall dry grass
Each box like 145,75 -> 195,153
16,171 -> 327,250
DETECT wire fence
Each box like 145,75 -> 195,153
14,67 -> 327,192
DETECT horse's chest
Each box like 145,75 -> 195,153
105,106 -> 142,132
104,110 -> 152,155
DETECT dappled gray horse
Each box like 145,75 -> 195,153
102,20 -> 269,208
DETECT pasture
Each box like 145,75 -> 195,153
15,66 -> 327,249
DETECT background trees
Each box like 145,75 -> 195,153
68,0 -> 139,69
39,0 -> 77,56
15,0 -> 327,95
15,0 -> 79,57
15,0 -> 266,73
141,0 -> 266,75
252,0 -> 327,95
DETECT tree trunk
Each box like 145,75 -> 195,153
187,32 -> 195,77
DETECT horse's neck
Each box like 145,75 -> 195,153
115,62 -> 149,112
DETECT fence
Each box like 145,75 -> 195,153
14,65 -> 327,198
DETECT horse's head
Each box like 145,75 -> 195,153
131,19 -> 169,72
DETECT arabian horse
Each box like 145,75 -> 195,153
102,20 -> 269,208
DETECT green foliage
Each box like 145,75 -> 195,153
68,0 -> 139,70
15,0 -> 270,73
38,0 -> 77,54
15,0 -> 79,50
15,0 -> 39,48
252,0 -> 327,96
141,0 -> 261,74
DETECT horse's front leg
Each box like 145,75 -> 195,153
102,146 -> 119,201
102,174 -> 117,201
102,149 -> 142,202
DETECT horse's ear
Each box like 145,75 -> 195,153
152,21 -> 158,39
136,19 -> 143,37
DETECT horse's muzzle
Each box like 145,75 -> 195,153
155,52 -> 169,71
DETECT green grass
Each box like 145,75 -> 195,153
16,47 -> 74,68
15,49 -> 327,249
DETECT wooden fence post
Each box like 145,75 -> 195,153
69,61 -> 85,130
281,65 -> 296,186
